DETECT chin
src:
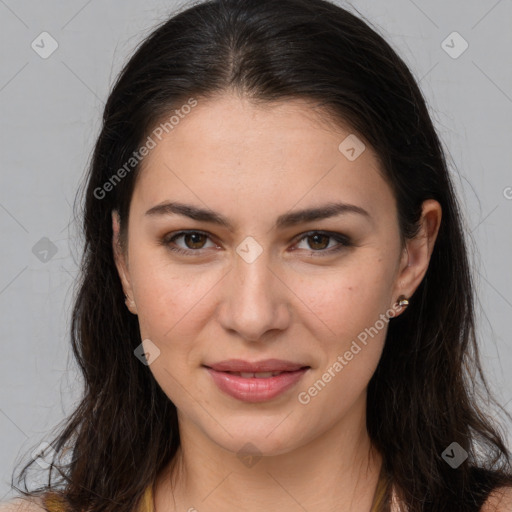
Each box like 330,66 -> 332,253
207,422 -> 307,458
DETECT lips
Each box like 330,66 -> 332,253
203,359 -> 310,402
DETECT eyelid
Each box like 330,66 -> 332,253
162,229 -> 352,257
162,230 -> 219,251
293,230 -> 351,253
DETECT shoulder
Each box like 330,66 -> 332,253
480,486 -> 512,512
0,496 -> 46,511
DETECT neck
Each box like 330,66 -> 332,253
154,396 -> 383,512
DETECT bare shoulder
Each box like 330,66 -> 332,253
481,486 -> 512,512
0,496 -> 46,511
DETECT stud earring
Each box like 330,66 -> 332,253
396,295 -> 409,308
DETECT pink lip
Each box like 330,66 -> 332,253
204,366 -> 309,402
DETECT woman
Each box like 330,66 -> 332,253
3,0 -> 512,510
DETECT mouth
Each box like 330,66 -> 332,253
203,361 -> 311,402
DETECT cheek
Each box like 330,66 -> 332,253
296,272 -> 390,415
296,259 -> 394,343
129,248 -> 222,342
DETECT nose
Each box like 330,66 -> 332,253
216,251 -> 291,342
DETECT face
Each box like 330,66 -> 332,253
113,93 -> 439,457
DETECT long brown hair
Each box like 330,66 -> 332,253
11,0 -> 512,510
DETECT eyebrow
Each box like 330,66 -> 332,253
145,200 -> 371,230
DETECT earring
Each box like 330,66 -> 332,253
396,295 -> 409,308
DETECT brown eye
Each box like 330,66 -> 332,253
307,233 -> 331,250
163,231 -> 216,255
294,231 -> 351,255
181,232 -> 208,249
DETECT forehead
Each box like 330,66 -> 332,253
132,94 -> 395,223
145,94 -> 360,163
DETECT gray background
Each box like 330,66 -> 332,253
1,0 -> 511,501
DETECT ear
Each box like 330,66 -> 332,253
112,210 -> 137,315
393,199 -> 442,312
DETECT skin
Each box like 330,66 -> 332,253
112,92 -> 442,512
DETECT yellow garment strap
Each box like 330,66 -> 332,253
142,483 -> 154,512
41,486 -> 154,512
370,465 -> 390,512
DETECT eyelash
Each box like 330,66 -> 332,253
160,230 -> 352,257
